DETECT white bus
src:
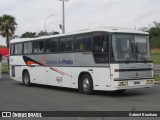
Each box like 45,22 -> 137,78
10,27 -> 154,94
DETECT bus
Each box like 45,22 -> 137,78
9,27 -> 154,94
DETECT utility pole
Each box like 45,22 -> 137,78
59,0 -> 69,34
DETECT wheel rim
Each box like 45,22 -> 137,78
83,78 -> 89,92
24,74 -> 29,84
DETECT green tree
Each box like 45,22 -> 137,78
38,30 -> 59,36
0,14 -> 17,48
21,32 -> 37,38
149,21 -> 160,48
37,30 -> 48,36
149,27 -> 160,37
153,21 -> 160,29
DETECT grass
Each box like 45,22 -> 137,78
151,48 -> 160,65
152,54 -> 160,65
151,48 -> 160,54
154,75 -> 160,82
1,63 -> 9,73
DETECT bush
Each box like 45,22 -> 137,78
150,36 -> 160,49
2,63 -> 9,73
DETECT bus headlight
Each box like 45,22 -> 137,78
118,81 -> 128,87
146,80 -> 154,84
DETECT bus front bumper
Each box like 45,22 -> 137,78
111,78 -> 154,91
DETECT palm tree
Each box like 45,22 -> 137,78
0,14 -> 17,48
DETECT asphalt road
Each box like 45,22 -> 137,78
0,74 -> 160,120
0,74 -> 159,111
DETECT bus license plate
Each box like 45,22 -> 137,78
134,81 -> 140,85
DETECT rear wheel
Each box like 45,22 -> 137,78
22,71 -> 31,86
81,74 -> 93,95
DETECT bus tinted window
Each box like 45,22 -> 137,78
75,35 -> 91,51
59,37 -> 74,51
45,39 -> 58,53
24,42 -> 33,54
93,34 -> 109,63
84,35 -> 91,50
10,44 -> 14,55
14,43 -> 22,55
33,41 -> 44,54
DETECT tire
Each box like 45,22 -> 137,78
81,74 -> 93,95
22,71 -> 31,86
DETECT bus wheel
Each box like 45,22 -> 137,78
81,74 -> 93,95
22,71 -> 31,86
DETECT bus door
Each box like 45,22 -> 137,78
93,33 -> 111,90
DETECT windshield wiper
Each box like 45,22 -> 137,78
135,44 -> 147,63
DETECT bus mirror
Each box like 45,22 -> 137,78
0,54 -> 2,62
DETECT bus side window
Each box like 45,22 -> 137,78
39,41 -> 44,52
45,39 -> 50,53
23,42 -> 33,54
45,39 -> 58,53
59,38 -> 66,51
24,43 -> 28,54
33,42 -> 39,53
80,42 -> 83,51
10,44 -> 14,55
75,35 -> 91,51
84,35 -> 91,50
33,41 -> 44,54
66,37 -> 74,51
59,37 -> 74,52
14,43 -> 22,55
28,42 -> 33,54
75,36 -> 83,51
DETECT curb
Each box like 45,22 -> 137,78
154,81 -> 160,85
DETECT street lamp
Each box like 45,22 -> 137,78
59,0 -> 69,34
44,14 -> 54,35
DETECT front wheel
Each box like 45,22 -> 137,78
81,74 -> 93,95
22,71 -> 31,86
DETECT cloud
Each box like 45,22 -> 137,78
0,0 -> 160,37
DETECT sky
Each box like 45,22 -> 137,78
0,0 -> 160,45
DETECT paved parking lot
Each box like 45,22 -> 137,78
0,74 -> 160,112
0,74 -> 160,120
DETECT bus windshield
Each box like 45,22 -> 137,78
111,34 -> 152,62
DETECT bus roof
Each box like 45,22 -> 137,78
11,27 -> 149,43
